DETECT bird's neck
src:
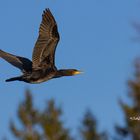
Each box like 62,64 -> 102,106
54,69 -> 72,78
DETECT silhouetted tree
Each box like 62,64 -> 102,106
10,90 -> 73,140
115,58 -> 140,140
10,90 -> 108,140
80,110 -> 108,140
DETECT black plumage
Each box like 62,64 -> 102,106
0,9 -> 82,84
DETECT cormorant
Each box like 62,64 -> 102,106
0,9 -> 82,83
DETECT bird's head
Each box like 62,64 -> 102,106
67,69 -> 83,76
57,69 -> 83,77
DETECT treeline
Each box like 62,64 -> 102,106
9,90 -> 107,140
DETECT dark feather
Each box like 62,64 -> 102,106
0,49 -> 32,72
5,76 -> 23,82
32,9 -> 60,69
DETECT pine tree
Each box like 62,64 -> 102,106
10,90 -> 73,140
79,110 -> 108,140
10,90 -> 108,140
38,99 -> 72,140
115,58 -> 140,140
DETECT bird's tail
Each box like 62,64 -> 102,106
5,76 -> 23,82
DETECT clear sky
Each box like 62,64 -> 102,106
0,0 -> 140,139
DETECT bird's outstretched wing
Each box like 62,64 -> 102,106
32,9 -> 60,69
0,49 -> 32,72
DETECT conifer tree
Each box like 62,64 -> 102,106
115,58 -> 140,140
10,90 -> 73,140
10,90 -> 108,140
80,110 -> 108,140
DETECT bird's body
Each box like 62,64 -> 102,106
0,9 -> 81,84
9,69 -> 56,84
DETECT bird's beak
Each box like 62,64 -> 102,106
73,71 -> 84,75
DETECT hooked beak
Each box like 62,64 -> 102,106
73,71 -> 84,75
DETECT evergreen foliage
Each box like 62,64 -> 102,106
115,59 -> 140,140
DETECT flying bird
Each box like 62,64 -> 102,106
0,9 -> 82,83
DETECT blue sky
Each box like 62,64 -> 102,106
0,0 -> 140,139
